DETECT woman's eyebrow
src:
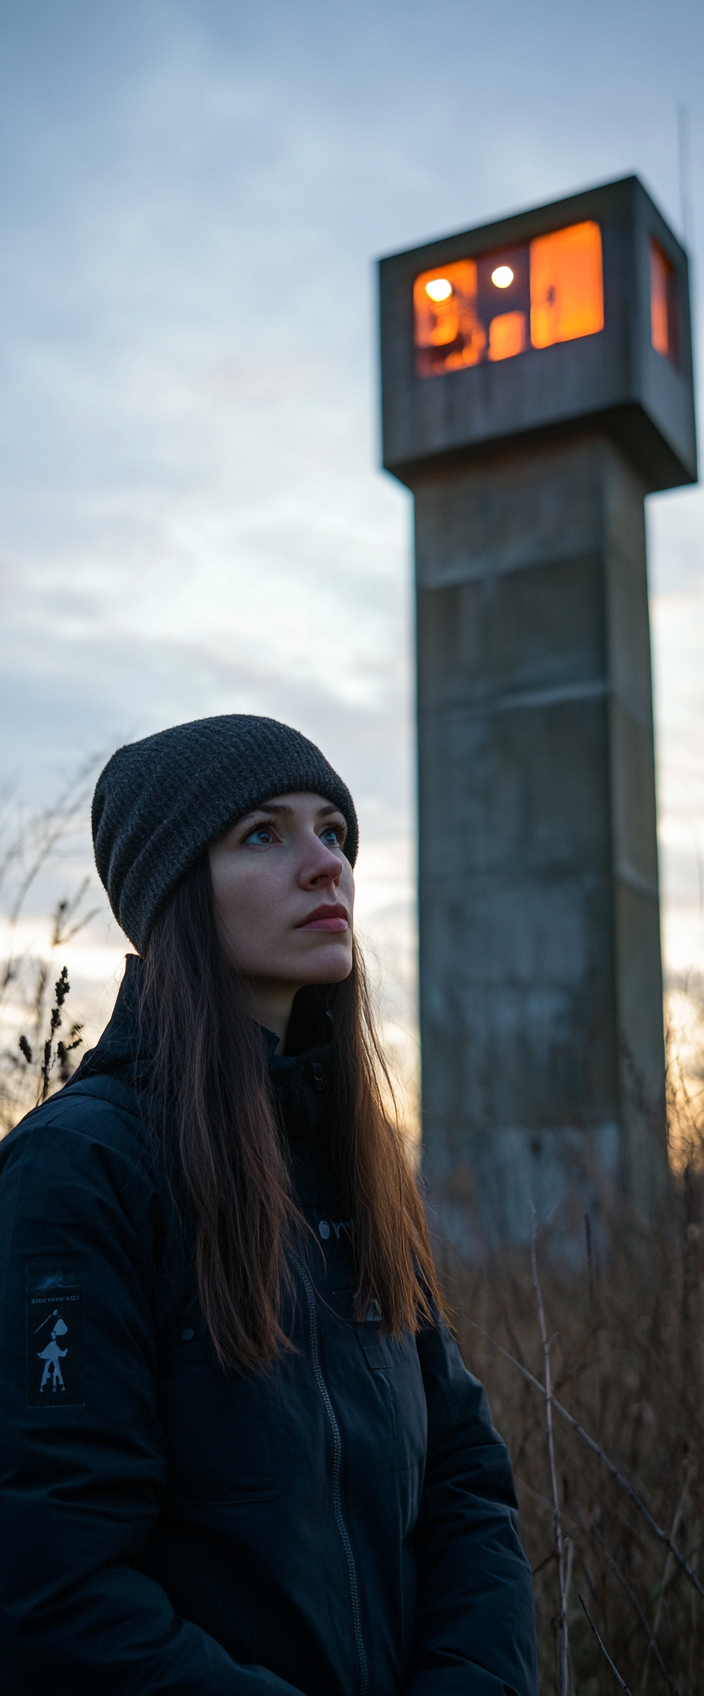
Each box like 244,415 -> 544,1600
247,803 -> 293,817
242,802 -> 343,820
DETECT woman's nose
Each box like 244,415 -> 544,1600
303,842 -> 342,887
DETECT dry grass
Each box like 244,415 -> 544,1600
446,1069 -> 704,1694
0,769 -> 99,1136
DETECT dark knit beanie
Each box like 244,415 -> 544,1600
92,714 -> 358,954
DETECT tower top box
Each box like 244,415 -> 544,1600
378,175 -> 696,492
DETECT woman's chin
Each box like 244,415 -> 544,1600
296,943 -> 354,985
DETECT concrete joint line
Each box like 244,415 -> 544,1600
416,544 -> 599,591
428,679 -> 609,722
614,864 -> 659,900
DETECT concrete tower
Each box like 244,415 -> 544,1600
378,177 -> 696,1246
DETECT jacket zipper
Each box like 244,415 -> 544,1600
293,1257 -> 370,1696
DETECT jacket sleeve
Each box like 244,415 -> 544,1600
409,1313 -> 538,1696
0,1104 -> 305,1696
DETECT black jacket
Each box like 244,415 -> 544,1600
0,961 -> 537,1696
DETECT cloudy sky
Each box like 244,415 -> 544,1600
1,0 -> 703,1075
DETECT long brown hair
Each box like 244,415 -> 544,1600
139,853 -> 443,1369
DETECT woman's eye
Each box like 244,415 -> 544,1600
244,826 -> 274,846
321,825 -> 344,847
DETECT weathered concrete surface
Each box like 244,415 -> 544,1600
415,434 -> 668,1246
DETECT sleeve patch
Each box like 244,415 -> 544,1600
26,1257 -> 84,1407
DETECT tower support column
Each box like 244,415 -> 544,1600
414,433 -> 667,1245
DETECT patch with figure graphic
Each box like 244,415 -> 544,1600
26,1257 -> 84,1406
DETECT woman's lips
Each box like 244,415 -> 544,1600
299,916 -> 348,932
296,905 -> 349,933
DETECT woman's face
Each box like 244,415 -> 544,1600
208,791 -> 355,999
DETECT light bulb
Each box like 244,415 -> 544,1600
491,266 -> 514,289
425,278 -> 452,302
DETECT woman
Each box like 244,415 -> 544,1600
0,714 -> 537,1696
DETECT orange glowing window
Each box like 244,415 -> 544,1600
488,311 -> 527,361
413,260 -> 486,376
529,221 -> 603,348
650,239 -> 679,365
415,219 -> 604,377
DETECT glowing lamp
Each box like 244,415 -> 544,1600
425,278 -> 452,302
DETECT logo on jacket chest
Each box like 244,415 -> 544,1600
317,1217 -> 353,1243
26,1257 -> 85,1407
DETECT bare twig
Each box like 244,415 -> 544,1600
580,1595 -> 633,1693
467,1320 -> 704,1600
50,882 -> 101,949
585,1211 -> 599,1313
563,1537 -> 574,1619
531,1225 -> 570,1695
640,1465 -> 692,1696
1,771 -> 102,1132
575,1505 -> 680,1696
0,758 -> 99,1013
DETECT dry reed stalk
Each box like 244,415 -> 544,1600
580,1596 -> 633,1693
576,1506 -> 680,1696
450,1124 -> 704,1693
466,1320 -> 704,1602
530,1226 -> 570,1694
640,1467 -> 691,1696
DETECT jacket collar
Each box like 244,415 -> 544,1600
70,955 -> 332,1103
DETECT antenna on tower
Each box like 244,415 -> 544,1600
677,103 -> 692,251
